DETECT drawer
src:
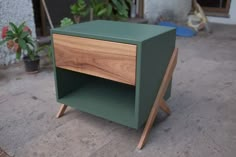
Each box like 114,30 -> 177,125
53,34 -> 137,85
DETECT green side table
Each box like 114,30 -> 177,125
51,20 -> 177,149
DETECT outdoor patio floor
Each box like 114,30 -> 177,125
0,23 -> 236,157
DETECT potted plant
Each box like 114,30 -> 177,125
109,0 -> 130,20
90,0 -> 111,20
0,22 -> 50,73
70,0 -> 89,23
90,0 -> 130,21
60,17 -> 74,27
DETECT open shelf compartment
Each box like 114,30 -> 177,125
55,67 -> 138,128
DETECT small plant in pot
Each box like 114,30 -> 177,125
0,22 -> 50,73
90,0 -> 131,21
90,0 -> 111,20
70,0 -> 88,23
60,17 -> 74,27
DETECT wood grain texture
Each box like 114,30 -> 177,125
56,104 -> 68,118
137,48 -> 178,149
53,34 -> 137,86
160,99 -> 171,115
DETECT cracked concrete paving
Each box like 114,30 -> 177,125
0,23 -> 236,157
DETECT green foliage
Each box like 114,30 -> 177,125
90,0 -> 110,19
110,0 -> 131,20
0,22 -> 52,61
90,0 -> 131,20
0,22 -> 35,60
70,0 -> 88,16
16,51 -> 21,59
60,17 -> 74,27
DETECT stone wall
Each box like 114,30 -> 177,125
144,0 -> 192,23
0,0 -> 36,65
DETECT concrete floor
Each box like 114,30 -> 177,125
0,24 -> 236,157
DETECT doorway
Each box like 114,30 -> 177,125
197,0 -> 231,15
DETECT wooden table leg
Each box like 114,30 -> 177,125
137,48 -> 178,149
56,104 -> 68,118
160,99 -> 171,115
137,99 -> 162,149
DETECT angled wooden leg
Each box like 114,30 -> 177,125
137,48 -> 178,149
56,104 -> 68,118
137,99 -> 162,149
160,99 -> 171,115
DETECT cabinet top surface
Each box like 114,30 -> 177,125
52,20 -> 175,43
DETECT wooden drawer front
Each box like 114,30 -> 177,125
53,34 -> 137,85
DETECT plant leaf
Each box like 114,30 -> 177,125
112,0 -> 122,10
18,39 -> 27,49
97,8 -> 107,16
18,22 -> 26,33
9,22 -> 18,33
6,31 -> 14,36
121,0 -> 128,9
16,51 -> 21,60
107,4 -> 113,16
20,31 -> 29,39
111,0 -> 118,6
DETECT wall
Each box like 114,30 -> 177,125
208,0 -> 236,24
0,0 -> 36,65
144,0 -> 192,23
45,0 -> 75,26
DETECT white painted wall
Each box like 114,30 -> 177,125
0,0 -> 36,65
208,0 -> 236,24
144,0 -> 192,23
145,0 -> 236,25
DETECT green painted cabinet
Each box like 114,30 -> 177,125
51,20 -> 176,129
